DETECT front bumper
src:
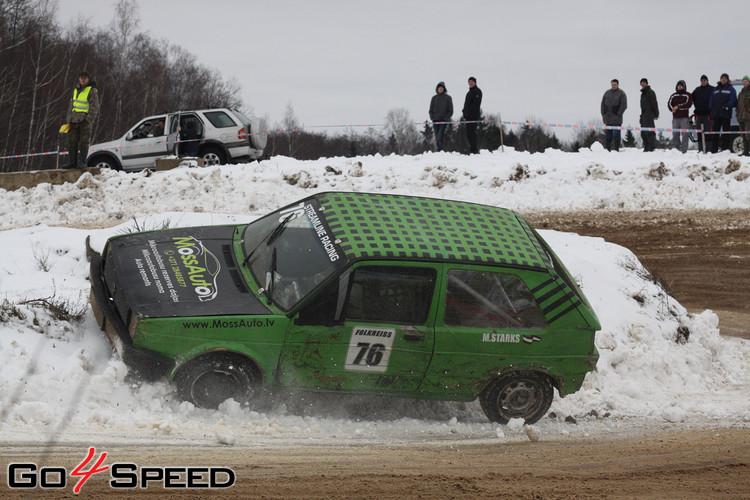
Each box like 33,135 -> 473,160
86,236 -> 174,381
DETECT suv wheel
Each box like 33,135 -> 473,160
89,155 -> 120,171
732,135 -> 744,154
201,146 -> 226,166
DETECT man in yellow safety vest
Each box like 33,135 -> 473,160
63,71 -> 99,169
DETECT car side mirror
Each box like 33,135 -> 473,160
126,132 -> 133,141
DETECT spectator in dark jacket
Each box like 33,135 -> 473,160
462,77 -> 483,154
601,79 -> 627,151
692,75 -> 714,152
667,80 -> 693,153
737,76 -> 750,156
639,78 -> 659,152
429,81 -> 453,152
709,73 -> 738,152
178,119 -> 201,157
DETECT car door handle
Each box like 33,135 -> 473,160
401,326 -> 425,341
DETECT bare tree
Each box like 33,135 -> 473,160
383,108 -> 420,155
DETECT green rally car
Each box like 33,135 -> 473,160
88,192 -> 600,424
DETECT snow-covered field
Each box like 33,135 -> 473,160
1,145 -> 749,448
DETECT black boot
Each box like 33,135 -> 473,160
77,147 -> 88,169
62,149 -> 78,169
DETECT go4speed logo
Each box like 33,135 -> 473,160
7,447 -> 235,493
345,326 -> 396,373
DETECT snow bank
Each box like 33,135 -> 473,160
1,147 -> 748,231
1,148 -> 749,447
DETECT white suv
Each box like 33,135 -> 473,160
87,108 -> 267,171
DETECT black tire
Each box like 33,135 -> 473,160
89,155 -> 120,171
201,146 -> 226,166
479,371 -> 554,425
174,353 -> 261,409
731,135 -> 744,154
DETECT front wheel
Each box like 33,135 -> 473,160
479,371 -> 554,425
88,155 -> 120,171
174,353 -> 261,409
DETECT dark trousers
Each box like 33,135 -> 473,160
710,116 -> 732,153
741,119 -> 750,155
465,122 -> 478,154
640,116 -> 656,151
433,123 -> 447,151
604,127 -> 621,150
695,114 -> 712,152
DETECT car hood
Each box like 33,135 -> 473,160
89,138 -> 122,154
104,225 -> 270,318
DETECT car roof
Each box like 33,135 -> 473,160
315,192 -> 552,271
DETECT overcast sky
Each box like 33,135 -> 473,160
56,0 -> 749,140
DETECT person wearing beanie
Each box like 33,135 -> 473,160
737,75 -> 750,156
462,77 -> 482,154
708,73 -> 737,152
601,79 -> 628,151
667,80 -> 693,153
639,78 -> 659,152
63,70 -> 99,169
429,81 -> 453,152
692,75 -> 715,152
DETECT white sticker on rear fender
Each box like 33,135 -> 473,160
344,326 -> 396,373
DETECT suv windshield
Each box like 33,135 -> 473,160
241,199 -> 345,311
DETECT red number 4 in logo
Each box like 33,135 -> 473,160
70,447 -> 109,494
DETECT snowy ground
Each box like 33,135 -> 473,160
0,145 -> 749,448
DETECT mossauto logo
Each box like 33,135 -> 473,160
172,236 -> 221,301
6,447 -> 235,493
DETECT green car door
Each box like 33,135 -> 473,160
277,262 -> 440,394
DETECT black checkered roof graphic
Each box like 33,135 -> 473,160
316,192 -> 548,269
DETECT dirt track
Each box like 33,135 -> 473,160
2,209 -> 748,498
526,209 -> 750,340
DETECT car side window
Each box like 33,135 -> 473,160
444,269 -> 545,329
131,117 -> 166,139
344,266 -> 436,325
203,111 -> 237,128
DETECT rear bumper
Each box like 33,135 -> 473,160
87,237 -> 174,381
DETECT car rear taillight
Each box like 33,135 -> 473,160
238,127 -> 247,140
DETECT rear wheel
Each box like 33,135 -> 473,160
174,353 -> 261,409
480,371 -> 554,425
201,146 -> 226,166
732,135 -> 744,154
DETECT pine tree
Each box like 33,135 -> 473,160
623,129 -> 637,147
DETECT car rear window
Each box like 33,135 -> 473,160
203,111 -> 237,128
444,269 -> 545,329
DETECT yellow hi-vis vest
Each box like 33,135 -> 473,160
72,86 -> 92,113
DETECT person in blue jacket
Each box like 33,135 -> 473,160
709,73 -> 737,153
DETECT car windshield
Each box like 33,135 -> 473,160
241,199 -> 345,311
